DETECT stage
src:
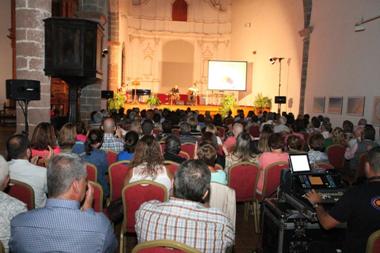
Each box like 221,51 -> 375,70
123,103 -> 255,116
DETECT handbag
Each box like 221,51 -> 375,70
107,198 -> 124,223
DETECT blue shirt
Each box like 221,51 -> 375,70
117,151 -> 134,161
81,149 -> 110,197
10,199 -> 117,253
72,141 -> 85,154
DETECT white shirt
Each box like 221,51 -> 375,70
273,124 -> 290,133
0,191 -> 27,253
8,159 -> 48,208
130,163 -> 172,194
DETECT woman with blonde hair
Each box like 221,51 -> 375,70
123,135 -> 172,193
58,123 -> 77,153
225,132 -> 257,171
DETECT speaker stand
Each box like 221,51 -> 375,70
17,100 -> 30,136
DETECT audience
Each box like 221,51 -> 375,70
307,133 -> 328,164
179,122 -> 198,143
163,135 -> 186,164
100,117 -> 124,152
58,122 -> 77,153
225,132 -> 258,171
286,134 -> 304,154
135,159 -> 234,252
196,143 -> 227,185
123,135 -> 172,193
7,134 -> 48,208
30,122 -> 60,159
81,129 -> 109,197
10,154 -> 117,252
117,130 -> 139,161
223,122 -> 244,153
257,133 -> 289,194
0,155 -> 27,253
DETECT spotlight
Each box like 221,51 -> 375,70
102,48 -> 109,57
269,57 -> 277,64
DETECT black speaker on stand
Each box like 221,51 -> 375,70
6,79 -> 41,135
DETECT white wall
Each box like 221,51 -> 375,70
0,0 -> 12,104
230,0 -> 303,113
306,0 -> 380,127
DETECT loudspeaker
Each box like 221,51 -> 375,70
6,79 -> 41,101
101,90 -> 114,99
275,96 -> 286,104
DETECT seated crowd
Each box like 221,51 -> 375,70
0,107 -> 380,252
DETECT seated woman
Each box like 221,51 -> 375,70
117,131 -> 139,161
225,132 -> 258,174
198,131 -> 225,168
123,135 -> 172,194
81,129 -> 109,197
286,134 -> 305,154
163,135 -> 186,164
196,143 -> 227,185
308,133 -> 328,164
30,122 -> 60,160
58,123 -> 77,153
257,133 -> 289,194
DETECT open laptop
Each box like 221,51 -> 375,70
289,153 -> 312,173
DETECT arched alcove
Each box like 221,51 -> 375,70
161,40 -> 194,92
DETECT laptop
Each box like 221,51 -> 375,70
289,153 -> 312,173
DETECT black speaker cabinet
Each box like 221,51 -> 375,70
6,79 -> 41,101
44,17 -> 104,80
101,90 -> 114,99
275,96 -> 287,104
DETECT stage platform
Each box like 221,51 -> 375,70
124,103 -> 255,116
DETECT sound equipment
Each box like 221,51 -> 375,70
6,79 -> 40,101
262,198 -> 345,253
131,89 -> 151,96
275,96 -> 286,104
101,90 -> 114,99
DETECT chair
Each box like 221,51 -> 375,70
249,125 -> 260,138
254,161 -> 288,233
366,229 -> 380,253
163,160 -> 180,175
181,143 -> 196,159
159,142 -> 166,154
89,181 -> 103,212
106,150 -> 118,165
86,163 -> 98,182
120,180 -> 168,253
6,179 -> 35,210
132,240 -> 201,253
227,162 -> 259,221
108,161 -> 130,201
315,161 -> 334,170
178,151 -> 190,160
327,144 -> 346,170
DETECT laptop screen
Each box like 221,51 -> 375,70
289,154 -> 311,173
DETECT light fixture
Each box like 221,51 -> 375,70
355,14 -> 380,32
269,57 -> 284,65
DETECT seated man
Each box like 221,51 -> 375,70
10,153 -> 117,253
163,135 -> 186,164
0,155 -> 27,253
7,134 -> 48,208
135,160 -> 235,253
100,117 -> 124,152
306,146 -> 380,253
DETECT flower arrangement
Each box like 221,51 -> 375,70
219,94 -> 237,118
108,90 -> 126,111
146,95 -> 161,107
254,93 -> 272,113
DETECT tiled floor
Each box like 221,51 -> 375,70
0,126 -> 260,253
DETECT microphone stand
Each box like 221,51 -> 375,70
277,58 -> 284,114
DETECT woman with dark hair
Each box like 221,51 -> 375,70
257,133 -> 288,194
196,143 -> 227,185
117,131 -> 139,161
308,133 -> 328,164
30,122 -> 60,159
81,129 -> 109,197
225,132 -> 257,171
123,135 -> 172,193
286,135 -> 304,154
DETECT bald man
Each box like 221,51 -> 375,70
100,117 -> 124,152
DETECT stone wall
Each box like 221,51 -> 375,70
15,0 -> 51,134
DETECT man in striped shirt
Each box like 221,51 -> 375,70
135,160 -> 235,253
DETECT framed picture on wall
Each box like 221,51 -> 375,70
313,97 -> 325,113
327,97 -> 343,114
372,97 -> 380,126
346,96 -> 365,116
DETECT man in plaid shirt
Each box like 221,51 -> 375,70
100,117 -> 124,153
135,160 -> 235,253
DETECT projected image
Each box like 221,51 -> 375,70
208,60 -> 247,91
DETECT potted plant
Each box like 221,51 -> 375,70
146,95 -> 161,108
254,93 -> 272,114
108,90 -> 126,114
219,94 -> 237,118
